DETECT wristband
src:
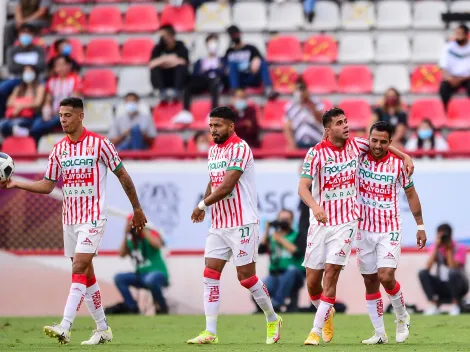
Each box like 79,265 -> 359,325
417,225 -> 425,231
198,200 -> 207,211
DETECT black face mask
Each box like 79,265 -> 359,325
456,39 -> 468,46
231,37 -> 241,46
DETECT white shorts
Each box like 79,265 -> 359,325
303,220 -> 358,270
63,220 -> 107,258
356,229 -> 402,274
205,223 -> 259,267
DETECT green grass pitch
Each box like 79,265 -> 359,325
1,314 -> 470,351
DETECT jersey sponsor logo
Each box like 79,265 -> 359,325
231,158 -> 244,163
303,162 -> 311,169
347,145 -> 355,158
323,160 -> 357,175
61,150 -> 68,157
63,171 -> 93,184
89,228 -> 99,234
61,157 -> 95,168
324,173 -> 356,189
241,237 -> 251,244
208,161 -> 227,171
344,238 -> 352,244
335,249 -> 346,257
322,187 -> 356,201
326,157 -> 334,163
359,168 -> 395,184
237,249 -> 248,257
234,143 -> 245,149
81,237 -> 93,246
359,184 -> 393,198
63,185 -> 96,197
208,286 -> 220,302
390,241 -> 399,246
359,195 -> 394,209
383,252 -> 395,260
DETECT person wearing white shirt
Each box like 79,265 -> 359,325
405,119 -> 449,152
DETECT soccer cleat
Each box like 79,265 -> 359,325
395,312 -> 410,343
186,331 -> 219,344
322,307 -> 335,343
43,324 -> 70,345
304,331 -> 321,345
362,332 -> 389,345
81,327 -> 113,345
266,315 -> 283,344
449,304 -> 461,316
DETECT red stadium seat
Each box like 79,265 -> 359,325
153,102 -> 185,130
338,65 -> 372,93
88,6 -> 122,34
190,100 -> 211,130
261,100 -> 288,130
322,99 -> 334,111
411,65 -> 442,93
302,66 -> 337,94
270,66 -> 298,94
338,99 -> 370,129
447,99 -> 470,128
47,38 -> 85,64
51,8 -> 86,34
267,36 -> 302,63
160,4 -> 195,32
82,69 -> 117,97
151,134 -> 185,153
95,0 -> 121,3
261,133 -> 287,151
121,38 -> 154,65
448,131 -> 470,152
85,38 -> 120,65
303,35 -> 338,63
124,5 -> 159,33
54,0 -> 87,4
2,137 -> 36,155
409,99 -> 446,128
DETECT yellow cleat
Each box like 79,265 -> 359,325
186,330 -> 218,344
322,307 -> 335,343
304,331 -> 321,345
266,315 -> 283,344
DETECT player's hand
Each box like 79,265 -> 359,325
404,156 -> 414,177
312,205 -> 328,224
132,207 -> 147,232
0,179 -> 16,190
417,230 -> 427,249
191,207 -> 205,223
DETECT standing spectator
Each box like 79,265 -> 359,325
193,131 -> 211,153
283,78 -> 324,150
439,24 -> 470,110
47,38 -> 81,74
419,224 -> 468,316
225,25 -> 278,100
405,119 -> 449,152
109,93 -> 157,151
304,0 -> 317,23
229,89 -> 261,148
149,25 -> 189,103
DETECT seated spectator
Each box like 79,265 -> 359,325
258,209 -> 305,312
370,87 -> 408,148
0,65 -> 45,138
229,89 -> 260,148
283,78 -> 324,149
47,38 -> 81,74
419,223 -> 468,316
405,119 -> 449,152
149,25 -> 189,103
225,25 -> 278,100
439,24 -> 470,111
304,0 -> 317,23
109,93 -> 157,151
193,131 -> 211,152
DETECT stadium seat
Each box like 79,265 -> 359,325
54,0 -> 86,3
267,36 -> 302,63
373,65 -> 410,94
2,137 -> 36,155
232,2 -> 267,31
51,7 -> 86,34
410,65 -> 442,93
338,66 -> 372,93
377,1 -> 411,29
270,66 -> 299,94
261,133 -> 287,151
261,99 -> 288,130
450,1 -> 470,12
47,38 -> 84,64
375,34 -> 410,63
121,38 -> 154,65
244,34 -> 267,56
124,5 -> 159,33
117,67 -> 152,97
195,2 -> 231,32
160,5 -> 195,32
448,131 -> 470,152
413,1 -> 447,29
338,100 -> 370,129
447,100 -> 470,128
341,1 -> 375,30
84,38 -> 120,65
84,100 -> 114,132
412,34 -> 445,63
304,1 -> 340,30
82,69 -> 117,97
151,134 -> 185,153
268,2 -> 304,31
338,34 -> 374,63
302,66 -> 337,94
409,99 -> 446,128
322,99 -> 334,111
303,35 -> 338,63
190,100 -> 212,130
88,6 -> 122,34
37,134 -> 66,154
153,102 -> 185,130
186,134 -> 214,152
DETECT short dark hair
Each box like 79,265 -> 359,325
53,54 -> 73,65
370,121 -> 395,139
279,208 -> 294,219
19,23 -> 36,33
209,106 -> 236,122
227,25 -> 241,35
322,107 -> 345,128
125,92 -> 139,100
54,38 -> 68,51
160,24 -> 176,36
60,97 -> 84,110
193,131 -> 207,142
458,24 -> 469,35
206,33 -> 218,42
296,77 -> 307,91
437,223 -> 452,237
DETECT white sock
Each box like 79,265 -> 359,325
310,293 -> 322,309
385,282 -> 407,319
241,276 -> 278,323
312,296 -> 335,335
366,292 -> 385,335
203,268 -> 221,335
85,276 -> 108,331
61,274 -> 87,331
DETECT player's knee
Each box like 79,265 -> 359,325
72,260 -> 89,275
378,270 -> 395,287
362,274 -> 379,287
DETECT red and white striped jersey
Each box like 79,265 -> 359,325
358,151 -> 413,232
44,128 -> 122,225
301,137 -> 369,226
207,133 -> 259,229
46,73 -> 82,113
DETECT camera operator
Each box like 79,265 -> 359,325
419,223 -> 468,316
258,209 -> 306,312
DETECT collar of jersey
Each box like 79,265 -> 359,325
367,150 -> 391,163
324,137 -> 347,152
217,133 -> 238,148
66,127 -> 88,144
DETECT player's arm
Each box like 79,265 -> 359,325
0,178 -> 56,194
298,177 -> 327,224
203,170 -> 242,206
389,146 -> 414,176
404,185 -> 427,249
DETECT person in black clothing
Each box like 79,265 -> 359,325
149,25 -> 189,102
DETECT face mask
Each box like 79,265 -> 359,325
197,142 -> 209,152
207,40 -> 219,54
125,102 -> 138,114
418,129 -> 433,140
61,44 -> 72,56
385,96 -> 398,105
22,70 -> 36,83
234,99 -> 247,111
456,39 -> 468,46
19,33 -> 33,46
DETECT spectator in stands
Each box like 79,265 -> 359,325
439,24 -> 470,111
405,118 -> 449,152
229,89 -> 260,148
225,25 -> 278,100
109,92 -> 157,151
47,38 -> 81,74
193,131 -> 211,152
304,0 -> 317,23
0,65 -> 45,138
149,25 -> 189,103
283,78 -> 324,150
419,223 -> 468,316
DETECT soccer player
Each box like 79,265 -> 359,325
0,97 -> 147,345
187,107 -> 282,345
357,121 -> 426,345
298,108 -> 413,346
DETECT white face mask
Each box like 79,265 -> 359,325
207,40 -> 219,55
22,70 -> 36,83
197,142 -> 209,152
125,102 -> 138,114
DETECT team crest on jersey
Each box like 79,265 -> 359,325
385,164 -> 395,173
234,143 -> 245,149
363,159 -> 370,167
61,150 -> 68,157
86,146 -> 94,155
326,157 -> 334,163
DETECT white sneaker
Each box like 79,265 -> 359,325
424,304 -> 440,316
395,312 -> 410,343
44,324 -> 70,344
362,332 -> 388,345
81,327 -> 113,345
449,304 -> 461,316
